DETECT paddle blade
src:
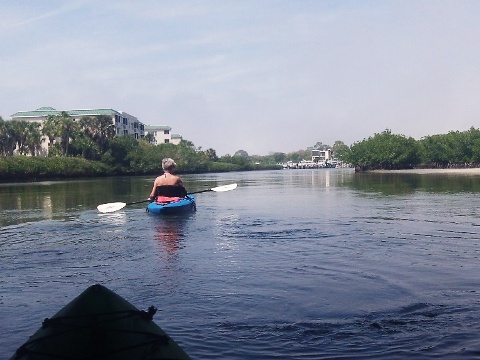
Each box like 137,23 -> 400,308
97,202 -> 127,213
211,183 -> 237,192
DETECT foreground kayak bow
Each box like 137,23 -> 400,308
11,284 -> 191,360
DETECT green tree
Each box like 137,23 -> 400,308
120,137 -> 212,174
272,152 -> 287,163
219,154 -> 233,163
419,127 -> 480,167
332,140 -> 350,160
70,133 -> 98,160
0,117 -> 17,156
143,132 -> 155,144
287,149 -> 310,162
102,135 -> 139,170
24,121 -> 43,156
466,127 -> 480,163
346,130 -> 420,170
179,139 -> 196,150
314,142 -> 330,150
14,120 -> 42,156
419,135 -> 443,166
9,120 -> 26,155
58,112 -> 79,156
234,149 -> 249,158
42,112 -> 79,156
41,116 -> 57,151
230,150 -> 251,167
76,115 -> 116,159
203,148 -> 218,161
0,119 -> 42,156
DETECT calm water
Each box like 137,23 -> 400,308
1,169 -> 480,359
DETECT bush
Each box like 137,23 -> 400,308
207,162 -> 242,172
0,157 -> 112,181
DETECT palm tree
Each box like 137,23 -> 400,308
79,115 -> 115,155
9,120 -> 26,155
25,122 -> 42,156
42,115 -> 58,152
0,118 -> 17,156
143,132 -> 155,144
42,112 -> 79,156
96,115 -> 116,152
57,111 -> 78,156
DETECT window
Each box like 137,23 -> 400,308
164,139 -> 169,143
164,130 -> 169,134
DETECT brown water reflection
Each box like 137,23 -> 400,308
152,216 -> 190,255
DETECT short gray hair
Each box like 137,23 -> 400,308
162,158 -> 176,171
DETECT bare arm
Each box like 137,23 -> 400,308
149,177 -> 160,198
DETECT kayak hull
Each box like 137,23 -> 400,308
146,195 -> 196,215
11,284 -> 191,360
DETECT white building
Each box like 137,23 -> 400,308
311,148 -> 332,163
10,107 -> 145,155
10,107 -> 183,155
11,107 -> 145,138
144,125 -> 182,145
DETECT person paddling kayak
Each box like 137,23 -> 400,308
149,158 -> 188,201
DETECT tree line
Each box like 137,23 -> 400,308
0,112 -> 115,158
344,128 -> 480,170
0,114 -> 281,181
2,112 -> 480,179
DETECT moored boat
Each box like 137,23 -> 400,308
11,284 -> 191,360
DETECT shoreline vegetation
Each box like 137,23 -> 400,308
0,156 -> 282,183
345,128 -> 480,172
2,155 -> 480,184
370,168 -> 480,175
3,114 -> 480,182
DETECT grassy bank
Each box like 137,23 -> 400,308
0,157 -> 112,182
0,157 -> 282,182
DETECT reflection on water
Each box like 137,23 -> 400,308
152,216 -> 189,255
350,172 -> 480,195
0,177 -> 153,227
97,212 -> 128,226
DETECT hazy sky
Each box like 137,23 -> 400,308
1,1 -> 480,155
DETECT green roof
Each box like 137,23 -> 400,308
11,107 -> 121,118
69,109 -> 121,116
37,107 -> 56,111
144,125 -> 171,131
11,107 -> 60,117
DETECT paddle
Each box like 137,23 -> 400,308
97,183 -> 237,213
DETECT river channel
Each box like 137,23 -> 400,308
1,169 -> 480,359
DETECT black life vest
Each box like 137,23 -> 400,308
154,185 -> 187,198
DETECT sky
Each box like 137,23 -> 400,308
1,1 -> 480,156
